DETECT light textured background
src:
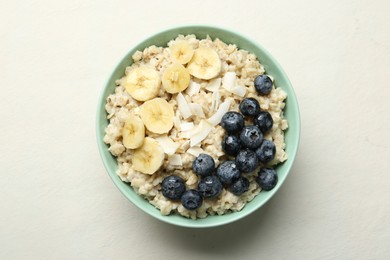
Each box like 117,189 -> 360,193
1,0 -> 390,259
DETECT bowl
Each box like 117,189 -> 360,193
96,25 -> 300,228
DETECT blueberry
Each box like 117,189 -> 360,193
254,75 -> 273,95
229,177 -> 250,196
161,175 -> 186,200
192,154 -> 215,177
181,189 -> 203,210
220,111 -> 245,133
255,139 -> 276,163
256,168 -> 278,191
198,176 -> 223,199
216,161 -> 241,186
236,149 -> 259,173
239,125 -> 263,149
239,98 -> 261,117
254,111 -> 273,134
222,135 -> 241,156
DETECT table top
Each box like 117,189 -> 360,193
1,0 -> 389,259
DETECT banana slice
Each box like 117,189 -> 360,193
132,137 -> 164,175
140,98 -> 174,134
162,63 -> 190,94
124,66 -> 161,101
122,115 -> 145,149
170,41 -> 194,64
187,47 -> 221,80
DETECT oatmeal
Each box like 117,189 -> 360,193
104,35 -> 288,219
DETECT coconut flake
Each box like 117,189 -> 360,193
187,146 -> 204,157
179,140 -> 190,152
189,103 -> 205,118
177,93 -> 192,119
210,90 -> 220,112
221,72 -> 247,97
230,85 -> 247,97
222,72 -> 236,91
179,131 -> 191,139
207,100 -> 231,126
168,154 -> 182,166
190,120 -> 212,147
154,135 -> 180,155
205,78 -> 222,92
173,111 -> 181,129
180,122 -> 194,132
185,81 -> 201,96
180,123 -> 200,138
180,123 -> 200,139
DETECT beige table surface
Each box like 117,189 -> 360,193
1,0 -> 390,259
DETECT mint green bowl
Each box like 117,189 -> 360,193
96,26 -> 300,228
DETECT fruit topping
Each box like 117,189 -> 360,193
198,175 -> 223,199
187,47 -> 221,80
132,137 -> 165,175
220,111 -> 245,134
181,190 -> 203,210
239,97 -> 261,117
255,139 -> 276,163
256,168 -> 278,191
170,41 -> 194,64
254,111 -> 273,134
239,125 -> 263,149
235,149 -> 259,173
162,63 -> 190,94
124,66 -> 161,101
254,75 -> 273,95
192,154 -> 215,177
161,175 -> 186,200
140,98 -> 174,134
216,161 -> 240,186
122,115 -> 145,149
229,176 -> 250,196
222,135 -> 241,156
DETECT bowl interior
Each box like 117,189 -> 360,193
96,26 -> 300,228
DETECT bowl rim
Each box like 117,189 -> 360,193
96,25 -> 301,228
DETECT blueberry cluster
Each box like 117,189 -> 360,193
161,151 -> 260,210
161,97 -> 279,211
161,175 -> 204,210
222,97 -> 276,162
220,96 -> 279,194
160,75 -> 279,211
161,154 -> 222,210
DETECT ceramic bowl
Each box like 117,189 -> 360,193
96,25 -> 300,228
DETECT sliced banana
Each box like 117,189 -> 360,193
122,115 -> 145,149
124,66 -> 161,101
162,63 -> 190,94
187,47 -> 221,80
132,137 -> 164,175
170,41 -> 194,64
140,98 -> 174,134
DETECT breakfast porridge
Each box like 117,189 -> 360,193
104,34 -> 288,219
